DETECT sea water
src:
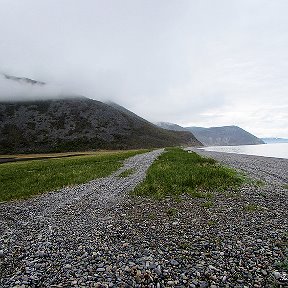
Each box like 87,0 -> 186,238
201,143 -> 288,160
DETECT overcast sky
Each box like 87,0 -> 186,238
0,0 -> 288,137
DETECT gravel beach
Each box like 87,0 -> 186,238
0,148 -> 287,287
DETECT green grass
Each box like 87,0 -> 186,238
147,212 -> 157,220
132,147 -> 244,199
0,150 -> 147,202
202,200 -> 214,208
283,184 -> 288,189
275,232 -> 288,272
118,168 -> 135,178
255,179 -> 265,187
276,259 -> 288,272
243,203 -> 259,212
207,220 -> 217,226
166,207 -> 178,217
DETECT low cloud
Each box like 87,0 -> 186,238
0,70 -> 123,102
0,0 -> 287,137
0,73 -> 71,101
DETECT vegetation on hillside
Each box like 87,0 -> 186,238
0,98 -> 202,154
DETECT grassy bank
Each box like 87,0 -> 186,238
0,149 -> 148,202
0,151 -> 96,159
132,147 -> 244,199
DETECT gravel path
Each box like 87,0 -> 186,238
0,149 -> 163,287
1,148 -> 288,287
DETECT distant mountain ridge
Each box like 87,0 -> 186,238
186,126 -> 265,146
0,97 -> 202,154
156,122 -> 188,132
156,122 -> 264,146
262,138 -> 288,144
2,73 -> 45,86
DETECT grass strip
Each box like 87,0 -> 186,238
132,147 -> 244,199
118,168 -> 136,178
0,149 -> 148,202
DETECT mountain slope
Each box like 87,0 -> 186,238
156,122 -> 264,146
156,122 -> 188,132
0,97 -> 202,154
186,126 -> 265,146
106,103 -> 202,146
106,101 -> 150,123
262,138 -> 288,144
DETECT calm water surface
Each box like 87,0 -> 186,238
201,143 -> 288,160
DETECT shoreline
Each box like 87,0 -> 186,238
187,147 -> 288,185
196,142 -> 288,161
0,149 -> 287,287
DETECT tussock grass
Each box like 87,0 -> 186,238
118,168 -> 135,178
0,150 -> 147,202
243,203 -> 259,212
166,207 -> 178,217
275,232 -> 288,272
202,201 -> 214,208
132,147 -> 244,199
207,220 -> 217,226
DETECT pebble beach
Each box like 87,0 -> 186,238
0,148 -> 287,287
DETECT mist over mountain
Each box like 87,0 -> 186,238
2,73 -> 46,86
155,122 -> 188,132
156,122 -> 264,146
0,73 -> 81,102
0,73 -> 265,152
1,1 -> 288,138
0,97 -> 202,154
